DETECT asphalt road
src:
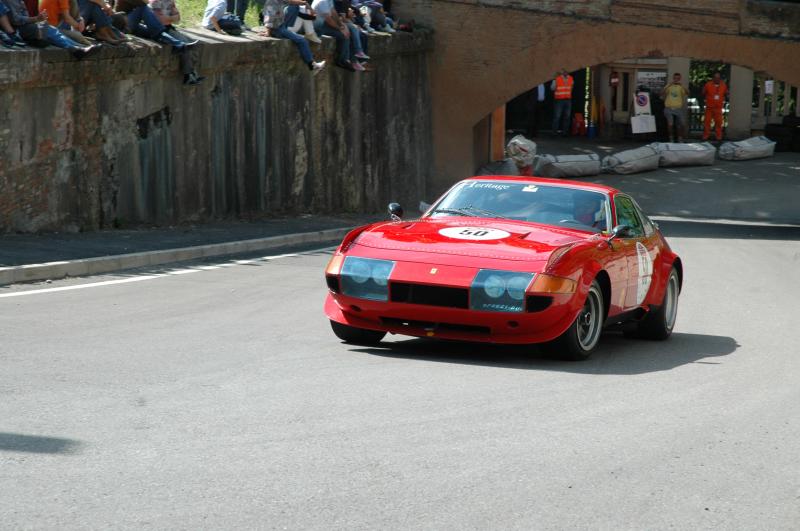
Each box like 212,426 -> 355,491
2,225 -> 800,529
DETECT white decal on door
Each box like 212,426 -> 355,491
635,242 -> 654,305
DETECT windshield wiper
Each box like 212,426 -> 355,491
429,208 -> 473,217
459,205 -> 511,220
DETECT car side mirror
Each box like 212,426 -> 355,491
607,224 -> 631,244
388,202 -> 404,221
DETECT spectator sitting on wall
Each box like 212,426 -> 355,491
284,0 -> 321,43
149,0 -> 205,85
1,0 -> 100,57
334,1 -> 368,70
115,0 -> 197,51
39,0 -> 86,42
361,0 -> 393,32
76,0 -> 126,44
1,1 -> 28,46
259,0 -> 325,74
201,0 -> 243,34
312,0 -> 355,71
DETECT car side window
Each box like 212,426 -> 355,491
614,196 -> 644,237
632,199 -> 655,237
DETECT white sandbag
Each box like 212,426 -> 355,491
718,136 -> 776,160
534,153 -> 601,178
653,142 -> 716,167
601,145 -> 660,174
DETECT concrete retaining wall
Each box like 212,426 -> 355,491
0,30 -> 434,233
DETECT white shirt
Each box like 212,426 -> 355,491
202,0 -> 227,28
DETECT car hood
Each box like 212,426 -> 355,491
352,218 -> 590,263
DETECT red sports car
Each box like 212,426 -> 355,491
324,176 -> 682,360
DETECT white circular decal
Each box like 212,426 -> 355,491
439,227 -> 511,241
635,242 -> 654,305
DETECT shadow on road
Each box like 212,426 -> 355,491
352,331 -> 739,375
0,432 -> 82,454
657,219 -> 800,240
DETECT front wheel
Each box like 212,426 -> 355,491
330,320 -> 386,345
544,280 -> 605,361
629,266 -> 680,340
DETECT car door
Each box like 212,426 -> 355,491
613,195 -> 653,309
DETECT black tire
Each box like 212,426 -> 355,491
628,266 -> 680,340
330,320 -> 386,345
544,280 -> 605,361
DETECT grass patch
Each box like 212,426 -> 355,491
176,0 -> 262,28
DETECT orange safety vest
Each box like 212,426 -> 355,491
703,81 -> 728,109
554,75 -> 574,100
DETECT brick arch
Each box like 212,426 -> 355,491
421,4 -> 800,192
478,25 -> 799,128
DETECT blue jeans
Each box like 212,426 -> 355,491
552,99 -> 572,134
42,24 -> 81,48
127,5 -> 165,39
77,0 -> 111,29
274,26 -> 312,64
315,19 -> 349,64
345,22 -> 363,55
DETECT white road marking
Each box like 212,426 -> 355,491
0,247 -> 336,299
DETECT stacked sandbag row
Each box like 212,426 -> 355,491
717,136 -> 776,160
533,136 -> 777,178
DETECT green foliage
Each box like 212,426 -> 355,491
689,61 -> 729,87
175,0 -> 261,28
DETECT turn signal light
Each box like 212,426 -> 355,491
326,254 -> 345,275
530,274 -> 577,294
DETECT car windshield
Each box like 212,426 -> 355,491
428,180 -> 609,232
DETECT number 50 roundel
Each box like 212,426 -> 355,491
439,227 -> 511,241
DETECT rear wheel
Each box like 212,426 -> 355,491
544,281 -> 605,361
330,320 -> 386,345
629,266 -> 680,340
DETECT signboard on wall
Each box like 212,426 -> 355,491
636,70 -> 667,92
633,92 -> 652,116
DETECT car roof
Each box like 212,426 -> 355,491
465,175 -> 619,195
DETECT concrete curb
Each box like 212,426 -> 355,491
0,227 -> 352,287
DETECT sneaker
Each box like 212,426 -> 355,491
304,33 -> 322,44
352,61 -> 366,71
0,32 -> 14,48
311,60 -> 326,75
335,60 -> 356,72
382,24 -> 396,33
183,72 -> 205,85
354,51 -> 370,60
71,44 -> 101,60
11,32 -> 28,47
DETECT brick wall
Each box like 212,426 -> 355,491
400,0 -> 800,192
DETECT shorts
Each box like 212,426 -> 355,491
664,107 -> 686,127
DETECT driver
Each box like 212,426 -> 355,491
573,194 -> 606,230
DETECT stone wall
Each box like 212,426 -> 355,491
0,30 -> 434,233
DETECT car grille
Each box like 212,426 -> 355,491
380,317 -> 490,335
526,295 -> 553,312
390,282 -> 469,309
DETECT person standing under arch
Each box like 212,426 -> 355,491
702,72 -> 728,141
551,69 -> 574,136
661,72 -> 688,142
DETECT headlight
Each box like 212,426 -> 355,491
340,257 -> 395,301
470,270 -> 534,312
483,275 -> 506,298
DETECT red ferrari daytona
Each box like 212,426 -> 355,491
324,176 -> 682,360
